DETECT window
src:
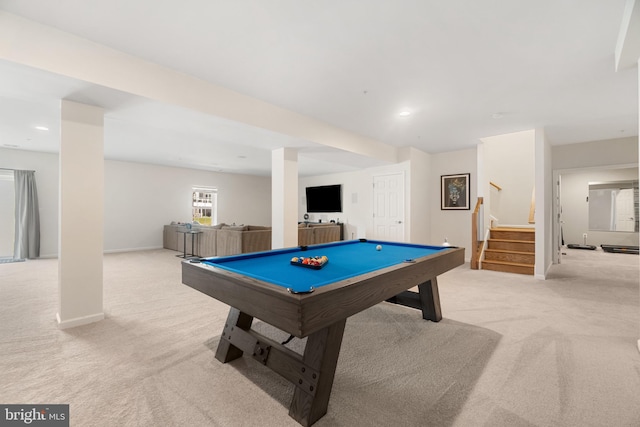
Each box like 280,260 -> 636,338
192,187 -> 217,226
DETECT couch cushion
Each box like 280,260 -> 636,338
222,225 -> 248,231
247,225 -> 271,231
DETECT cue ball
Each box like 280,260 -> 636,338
376,245 -> 382,251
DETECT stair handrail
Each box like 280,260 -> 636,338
528,186 -> 535,224
490,181 -> 502,191
471,197 -> 484,269
478,228 -> 490,269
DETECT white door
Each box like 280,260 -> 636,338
615,188 -> 635,232
372,173 -> 405,241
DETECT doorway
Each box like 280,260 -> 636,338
553,165 -> 639,265
0,170 -> 15,257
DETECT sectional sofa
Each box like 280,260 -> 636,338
163,223 -> 271,257
164,222 -> 342,257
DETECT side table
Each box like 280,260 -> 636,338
176,230 -> 202,259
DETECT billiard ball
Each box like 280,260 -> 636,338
376,245 -> 382,251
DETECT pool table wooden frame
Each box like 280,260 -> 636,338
182,243 -> 464,426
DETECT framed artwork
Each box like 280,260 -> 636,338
441,173 -> 470,210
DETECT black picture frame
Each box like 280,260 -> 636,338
441,173 -> 470,210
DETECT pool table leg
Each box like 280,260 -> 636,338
215,307 -> 254,363
289,318 -> 347,426
418,278 -> 442,322
386,277 -> 442,322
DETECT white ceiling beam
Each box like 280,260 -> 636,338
0,11 -> 397,164
616,0 -> 640,71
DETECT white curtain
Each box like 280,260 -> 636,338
13,170 -> 40,259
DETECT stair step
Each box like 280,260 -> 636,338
482,259 -> 534,275
489,238 -> 535,245
491,227 -> 535,231
487,239 -> 534,252
485,249 -> 535,264
490,228 -> 535,242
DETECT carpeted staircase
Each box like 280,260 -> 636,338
482,227 -> 534,275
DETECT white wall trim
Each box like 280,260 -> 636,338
35,247 -> 166,259
103,246 -> 164,254
56,312 -> 104,330
554,163 -> 638,175
535,261 -> 553,280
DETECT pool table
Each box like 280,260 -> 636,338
182,239 -> 464,426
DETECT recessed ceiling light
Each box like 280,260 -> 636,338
34,126 -> 49,131
398,111 -> 411,117
491,113 -> 504,119
237,155 -> 247,159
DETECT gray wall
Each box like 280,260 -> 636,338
430,148 -> 478,253
0,148 -> 272,257
553,137 -> 638,170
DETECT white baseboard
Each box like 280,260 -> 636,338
104,246 -> 164,254
37,246 -> 164,259
56,312 -> 104,329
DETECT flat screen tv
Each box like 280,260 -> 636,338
305,184 -> 342,213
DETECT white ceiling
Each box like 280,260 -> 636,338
0,1 -> 637,176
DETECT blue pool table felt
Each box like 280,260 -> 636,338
202,240 -> 451,293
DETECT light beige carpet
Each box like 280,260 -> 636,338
0,247 -> 638,426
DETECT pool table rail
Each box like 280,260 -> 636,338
182,261 -> 303,336
182,245 -> 464,338
297,246 -> 464,335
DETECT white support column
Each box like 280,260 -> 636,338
614,1 -> 640,353
272,148 -> 298,249
57,100 -> 104,329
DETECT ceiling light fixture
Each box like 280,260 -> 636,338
398,111 -> 411,117
34,126 -> 49,131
